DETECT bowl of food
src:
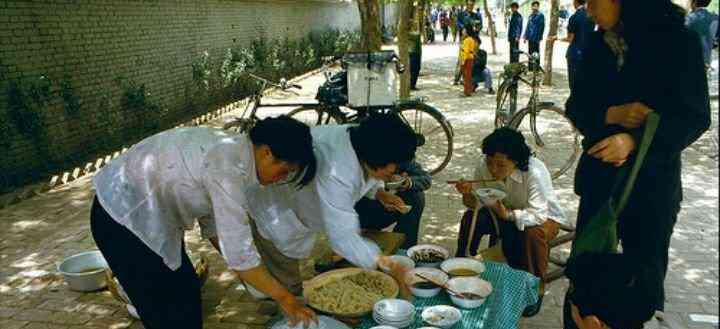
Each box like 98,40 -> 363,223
440,258 -> 485,277
303,268 -> 398,318
446,277 -> 493,309
473,188 -> 507,205
373,298 -> 415,328
421,305 -> 462,329
385,175 -> 409,190
379,255 -> 416,274
57,251 -> 109,292
405,267 -> 449,298
407,244 -> 450,268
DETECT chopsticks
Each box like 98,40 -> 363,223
446,179 -> 499,184
414,273 -> 468,298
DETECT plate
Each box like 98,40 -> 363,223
473,188 -> 507,205
268,315 -> 351,329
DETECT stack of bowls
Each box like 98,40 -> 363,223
373,299 -> 416,328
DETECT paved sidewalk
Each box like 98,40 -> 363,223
0,37 -> 717,329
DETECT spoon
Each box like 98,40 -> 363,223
414,273 -> 470,299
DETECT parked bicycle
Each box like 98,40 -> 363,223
224,55 -> 454,175
495,51 -> 580,180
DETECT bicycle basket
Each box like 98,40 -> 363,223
503,63 -> 526,78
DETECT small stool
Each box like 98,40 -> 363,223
545,223 -> 576,283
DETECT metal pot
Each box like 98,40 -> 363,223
57,251 -> 109,292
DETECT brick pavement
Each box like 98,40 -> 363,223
0,37 -> 717,329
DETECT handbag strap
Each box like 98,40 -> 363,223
610,112 -> 660,216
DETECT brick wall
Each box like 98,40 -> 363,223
0,0 -> 361,191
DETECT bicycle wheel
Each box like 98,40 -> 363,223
287,106 -> 343,126
495,78 -> 517,128
509,105 -> 580,180
393,101 -> 454,175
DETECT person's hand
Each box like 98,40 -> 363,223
548,35 -> 558,42
588,133 -> 637,167
453,179 -> 473,195
571,304 -> 611,329
486,200 -> 511,220
278,295 -> 317,327
605,102 -> 653,129
378,256 -> 412,300
376,190 -> 408,213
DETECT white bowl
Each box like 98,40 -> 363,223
440,258 -> 485,277
421,305 -> 462,328
57,251 -> 109,292
446,277 -> 493,309
379,255 -> 416,273
373,299 -> 415,328
405,268 -> 449,298
473,188 -> 507,205
407,244 -> 450,268
369,326 -> 400,329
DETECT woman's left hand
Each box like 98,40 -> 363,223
486,201 -> 511,220
588,133 -> 637,167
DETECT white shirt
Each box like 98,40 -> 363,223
245,124 -> 384,269
93,127 -> 262,271
472,157 -> 570,231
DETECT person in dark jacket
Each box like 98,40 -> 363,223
562,0 -> 711,328
550,0 -> 595,90
458,1 -> 482,41
686,0 -> 719,69
508,2 -> 523,63
523,1 -> 546,59
409,31 -> 422,90
356,161 -> 432,249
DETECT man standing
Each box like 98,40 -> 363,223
458,1 -> 482,43
524,1 -> 545,58
550,0 -> 594,90
409,30 -> 423,90
440,9 -> 450,42
508,2 -> 523,63
686,0 -> 719,70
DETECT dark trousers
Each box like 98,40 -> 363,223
409,52 -> 421,89
90,197 -> 202,329
562,191 -> 678,328
528,40 -> 541,55
567,58 -> 579,91
442,26 -> 449,41
355,191 -> 425,249
456,209 -> 559,284
509,39 -> 520,63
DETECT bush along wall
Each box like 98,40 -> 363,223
0,29 -> 360,193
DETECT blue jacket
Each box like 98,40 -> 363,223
566,7 -> 594,61
524,12 -> 545,42
508,12 -> 523,40
458,10 -> 482,32
686,8 -> 718,64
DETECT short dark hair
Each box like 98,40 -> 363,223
249,115 -> 316,188
350,113 -> 417,170
531,1 -> 540,6
481,127 -> 531,171
575,0 -> 586,5
510,2 -> 519,9
695,0 -> 711,7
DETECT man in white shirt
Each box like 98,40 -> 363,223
91,116 -> 317,329
453,127 -> 570,316
245,113 -> 418,293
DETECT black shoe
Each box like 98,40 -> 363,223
411,87 -> 419,91
487,88 -> 496,95
523,296 -> 543,317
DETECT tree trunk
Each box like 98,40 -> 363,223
398,0 -> 413,99
357,0 -> 383,52
542,0 -> 559,86
483,0 -> 498,55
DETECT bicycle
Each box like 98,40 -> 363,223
224,57 -> 454,175
494,51 -> 580,180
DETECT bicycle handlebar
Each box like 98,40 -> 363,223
246,72 -> 301,91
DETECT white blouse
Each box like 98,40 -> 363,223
472,157 -> 570,231
93,127 -> 262,271
245,124 -> 384,269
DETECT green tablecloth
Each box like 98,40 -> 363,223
357,261 -> 539,329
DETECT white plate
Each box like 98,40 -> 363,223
421,305 -> 462,328
269,315 -> 351,329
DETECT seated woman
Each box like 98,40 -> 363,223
453,127 -> 570,315
355,160 -> 432,249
